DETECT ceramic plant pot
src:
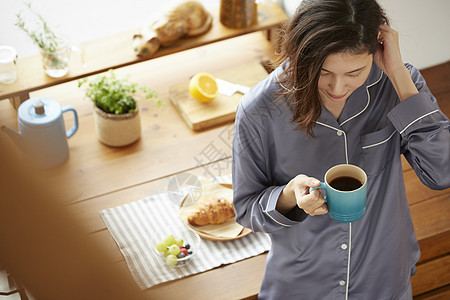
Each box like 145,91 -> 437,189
93,106 -> 141,147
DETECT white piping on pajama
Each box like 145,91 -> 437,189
315,122 -> 349,164
265,188 -> 291,227
340,71 -> 384,127
362,109 -> 440,149
346,223 -> 352,300
314,121 -> 351,299
362,130 -> 397,149
399,110 -> 439,134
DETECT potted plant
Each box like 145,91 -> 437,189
15,2 -> 81,77
78,69 -> 161,147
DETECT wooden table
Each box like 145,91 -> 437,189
1,32 -> 448,299
0,32 -> 275,300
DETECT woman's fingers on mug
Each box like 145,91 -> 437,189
308,177 -> 321,189
291,175 -> 325,216
312,204 -> 328,216
297,188 -> 326,216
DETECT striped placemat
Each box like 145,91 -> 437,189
100,175 -> 271,289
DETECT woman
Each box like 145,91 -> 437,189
232,0 -> 450,299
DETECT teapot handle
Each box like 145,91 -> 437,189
62,106 -> 78,138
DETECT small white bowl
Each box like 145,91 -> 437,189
150,225 -> 201,266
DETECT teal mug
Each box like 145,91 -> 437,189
310,164 -> 367,223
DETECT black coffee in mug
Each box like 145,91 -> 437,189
329,176 -> 362,191
310,164 -> 367,222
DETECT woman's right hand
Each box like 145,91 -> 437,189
277,174 -> 328,216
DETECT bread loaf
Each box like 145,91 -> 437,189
187,195 -> 235,226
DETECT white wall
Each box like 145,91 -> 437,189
279,0 -> 450,69
378,0 -> 450,69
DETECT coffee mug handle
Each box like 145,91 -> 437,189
309,182 -> 328,203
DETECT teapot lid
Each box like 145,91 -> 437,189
18,98 -> 62,127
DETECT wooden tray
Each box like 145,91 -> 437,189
169,61 -> 268,131
179,183 -> 252,241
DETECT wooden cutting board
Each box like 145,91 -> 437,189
169,61 -> 268,131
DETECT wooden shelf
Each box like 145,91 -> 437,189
0,2 -> 287,106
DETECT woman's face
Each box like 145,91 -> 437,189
318,52 -> 373,107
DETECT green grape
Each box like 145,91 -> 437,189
166,254 -> 178,266
156,241 -> 167,253
168,244 -> 181,256
175,238 -> 184,246
163,249 -> 170,258
164,234 -> 176,246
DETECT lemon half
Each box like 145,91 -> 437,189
189,72 -> 219,102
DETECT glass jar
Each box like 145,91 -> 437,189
39,36 -> 85,78
0,46 -> 18,84
40,36 -> 70,78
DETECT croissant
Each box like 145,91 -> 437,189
187,195 -> 235,226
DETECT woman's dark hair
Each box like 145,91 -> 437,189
276,0 -> 389,136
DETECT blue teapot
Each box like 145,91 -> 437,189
1,97 -> 78,168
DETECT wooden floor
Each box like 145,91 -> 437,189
410,61 -> 450,300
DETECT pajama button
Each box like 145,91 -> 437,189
339,280 -> 346,286
336,130 -> 343,136
341,244 -> 348,250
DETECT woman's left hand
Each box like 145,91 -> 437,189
374,24 -> 419,101
374,24 -> 405,78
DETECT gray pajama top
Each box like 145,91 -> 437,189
232,61 -> 450,299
